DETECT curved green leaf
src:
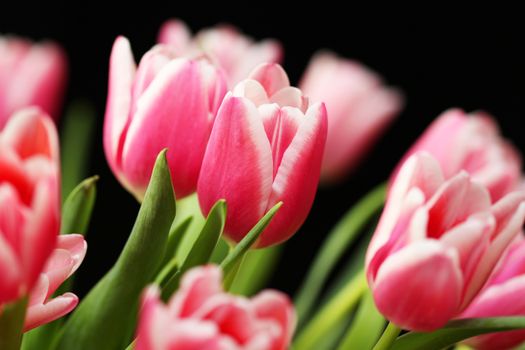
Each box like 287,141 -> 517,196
61,175 -> 98,235
54,150 -> 176,350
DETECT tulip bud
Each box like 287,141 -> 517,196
136,265 -> 295,350
0,108 -> 60,305
300,51 -> 403,182
103,37 -> 228,200
197,63 -> 327,248
0,36 -> 67,128
366,152 -> 525,331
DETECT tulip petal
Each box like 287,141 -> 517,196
54,234 -> 88,274
24,292 -> 78,331
258,102 -> 327,247
0,232 -> 22,303
270,87 -> 308,112
136,286 -> 170,350
233,79 -> 270,106
373,241 -> 463,331
157,19 -> 192,53
249,63 -> 290,97
197,95 -> 273,242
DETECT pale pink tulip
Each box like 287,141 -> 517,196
366,152 -> 525,331
25,234 -> 87,331
136,265 -> 295,350
158,19 -> 282,86
103,37 -> 228,200
197,63 -> 327,248
0,108 -> 60,305
0,36 -> 67,128
300,51 -> 403,182
459,238 -> 525,349
396,109 -> 522,201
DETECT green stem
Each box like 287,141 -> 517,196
0,296 -> 29,350
293,271 -> 368,350
372,322 -> 402,350
294,183 -> 386,326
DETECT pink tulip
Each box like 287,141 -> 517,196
458,238 -> 525,349
0,36 -> 67,128
396,108 -> 522,201
158,19 -> 282,87
0,107 -> 60,305
25,234 -> 87,331
103,36 -> 228,200
366,152 -> 525,331
136,265 -> 295,350
299,51 -> 403,182
197,63 -> 327,248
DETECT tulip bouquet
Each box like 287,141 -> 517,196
1,18 -> 525,350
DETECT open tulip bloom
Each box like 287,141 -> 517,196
3,20 -> 525,350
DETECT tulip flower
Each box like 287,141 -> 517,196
136,265 -> 295,350
158,19 -> 282,86
366,152 -> 525,331
197,63 -> 327,248
299,51 -> 403,182
103,36 -> 228,200
0,36 -> 67,128
458,238 -> 525,350
25,234 -> 87,331
0,107 -> 60,305
396,108 -> 522,201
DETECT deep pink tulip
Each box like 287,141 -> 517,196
396,109 -> 522,201
300,52 -> 403,182
366,152 -> 525,331
0,36 -> 67,128
197,63 -> 327,248
0,108 -> 60,305
136,265 -> 295,350
158,19 -> 282,87
103,37 -> 228,200
459,238 -> 525,349
25,234 -> 87,331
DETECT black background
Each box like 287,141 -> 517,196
1,5 -> 524,297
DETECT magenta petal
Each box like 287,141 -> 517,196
373,241 -> 463,331
257,102 -> 327,248
0,233 -> 22,303
197,95 -> 273,243
24,292 -> 78,332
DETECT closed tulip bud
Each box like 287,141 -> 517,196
103,37 -> 228,200
0,108 -> 60,305
395,108 -> 522,201
136,265 -> 295,350
25,234 -> 87,331
300,52 -> 403,182
197,63 -> 327,248
158,19 -> 282,86
0,36 -> 67,128
366,152 -> 525,331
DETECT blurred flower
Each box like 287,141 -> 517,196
136,265 -> 295,350
25,234 -> 87,331
103,36 -> 228,200
197,63 -> 327,248
395,108 -> 522,201
158,19 -> 282,86
366,152 -> 525,331
300,51 -> 403,182
0,36 -> 67,128
0,108 -> 60,305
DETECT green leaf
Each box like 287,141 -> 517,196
337,290 -> 385,350
391,317 -> 525,350
220,202 -> 282,286
60,101 -> 96,201
161,200 -> 227,299
54,150 -> 176,350
61,175 -> 98,235
173,193 -> 206,264
0,297 -> 28,350
294,183 -> 386,326
210,238 -> 231,264
158,216 -> 193,271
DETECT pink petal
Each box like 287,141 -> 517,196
24,292 -> 78,332
0,183 -> 26,253
54,234 -> 88,273
248,64 -> 290,97
0,233 -> 22,303
40,249 -> 73,298
230,39 -> 283,85
136,286 -> 171,350
157,19 -> 192,53
269,87 -> 308,112
372,241 -> 463,331
232,79 -> 270,106
257,102 -> 327,248
488,239 -> 525,286
165,320 -> 238,350
197,95 -> 273,243
28,274 -> 49,306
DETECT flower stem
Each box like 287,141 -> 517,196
0,296 -> 29,350
372,322 -> 402,350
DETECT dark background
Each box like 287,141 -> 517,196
2,5 -> 524,297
